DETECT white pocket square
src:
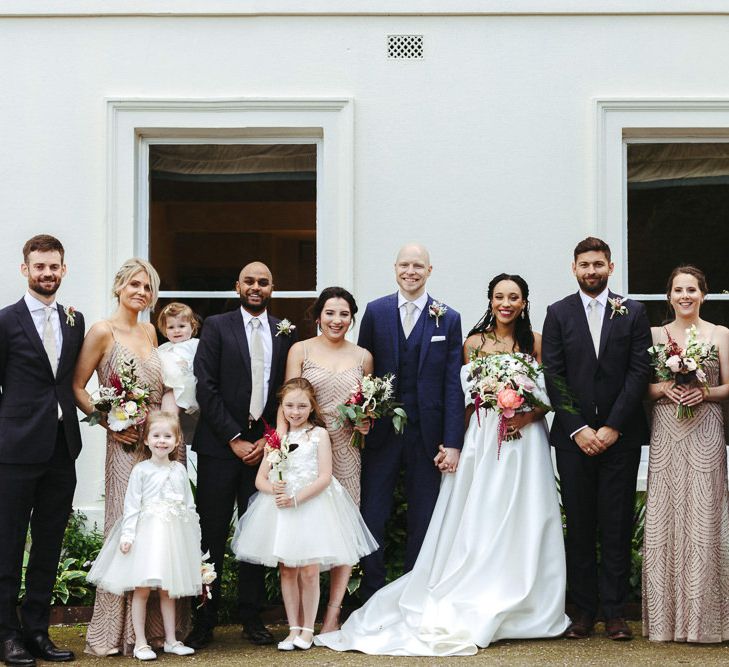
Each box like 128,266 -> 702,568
431,335 -> 446,342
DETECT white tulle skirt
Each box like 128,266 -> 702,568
87,508 -> 203,599
232,478 -> 378,569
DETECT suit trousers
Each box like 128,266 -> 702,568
0,424 -> 76,640
359,426 -> 442,602
194,453 -> 264,628
556,445 -> 641,620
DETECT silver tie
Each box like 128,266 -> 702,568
249,317 -> 265,421
43,306 -> 58,376
588,299 -> 602,356
403,302 -> 417,339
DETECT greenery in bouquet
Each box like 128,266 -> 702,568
337,373 -> 407,449
648,324 -> 718,419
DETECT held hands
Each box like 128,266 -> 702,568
434,445 -> 460,473
120,541 -> 132,554
230,437 -> 265,466
108,423 -> 139,447
574,426 -> 619,456
272,480 -> 295,508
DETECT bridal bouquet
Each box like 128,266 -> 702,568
648,324 -> 717,419
262,423 -> 297,480
337,373 -> 408,449
82,358 -> 152,439
465,352 -> 551,458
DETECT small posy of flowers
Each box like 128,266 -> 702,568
428,300 -> 448,328
648,324 -> 718,419
82,359 -> 151,444
64,305 -> 76,327
337,373 -> 408,449
465,351 -> 552,459
275,319 -> 296,337
262,422 -> 297,481
197,552 -> 217,609
608,296 -> 628,319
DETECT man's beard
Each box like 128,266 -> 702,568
576,275 -> 608,296
239,294 -> 269,315
29,275 -> 61,296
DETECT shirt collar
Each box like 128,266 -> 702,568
578,287 -> 609,310
24,291 -> 57,312
397,291 -> 429,312
240,307 -> 268,327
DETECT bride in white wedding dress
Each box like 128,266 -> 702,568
316,274 -> 569,657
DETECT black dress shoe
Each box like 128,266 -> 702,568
1,639 -> 35,667
184,625 -> 213,650
605,617 -> 633,641
242,621 -> 274,646
564,612 -> 594,639
25,635 -> 73,662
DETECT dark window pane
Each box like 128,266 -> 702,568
627,143 -> 729,295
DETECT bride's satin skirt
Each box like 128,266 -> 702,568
316,411 -> 569,656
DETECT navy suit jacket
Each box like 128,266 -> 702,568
542,291 -> 651,451
193,309 -> 296,460
357,293 -> 465,456
0,298 -> 85,463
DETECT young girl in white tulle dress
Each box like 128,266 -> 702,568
87,412 -> 202,661
232,378 -> 377,651
157,302 -> 199,416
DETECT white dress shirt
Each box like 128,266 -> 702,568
240,307 -> 272,403
397,291 -> 429,330
24,291 -> 62,365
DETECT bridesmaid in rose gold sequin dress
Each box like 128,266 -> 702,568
73,260 -> 191,656
642,267 -> 729,643
284,287 -> 374,633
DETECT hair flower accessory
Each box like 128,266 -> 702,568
608,297 -> 628,319
64,305 -> 76,327
428,300 -> 448,328
275,319 -> 296,337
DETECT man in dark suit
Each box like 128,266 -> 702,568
357,243 -> 465,602
542,236 -> 651,641
186,262 -> 296,649
0,235 -> 85,666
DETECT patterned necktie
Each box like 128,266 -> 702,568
403,302 -> 417,339
588,299 -> 602,356
249,317 -> 265,421
43,306 -> 58,376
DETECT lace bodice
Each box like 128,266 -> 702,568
271,427 -> 322,496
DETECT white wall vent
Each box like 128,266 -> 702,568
387,35 -> 424,59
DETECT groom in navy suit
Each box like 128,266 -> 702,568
0,235 -> 85,666
187,262 -> 296,649
542,237 -> 651,641
358,243 -> 465,601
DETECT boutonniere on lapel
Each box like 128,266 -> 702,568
428,300 -> 448,328
64,305 -> 77,327
275,318 -> 296,337
608,297 -> 628,320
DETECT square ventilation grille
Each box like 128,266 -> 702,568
387,34 -> 424,59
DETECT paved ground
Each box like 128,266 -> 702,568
51,622 -> 729,666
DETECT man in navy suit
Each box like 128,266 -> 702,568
542,237 -> 651,641
0,235 -> 85,666
186,262 -> 296,649
357,243 -> 465,601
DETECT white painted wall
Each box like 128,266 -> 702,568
2,5 -> 726,520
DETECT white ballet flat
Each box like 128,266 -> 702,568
133,645 -> 157,661
278,626 -> 301,651
163,641 -> 194,655
293,627 -> 315,650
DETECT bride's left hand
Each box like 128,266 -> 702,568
503,412 -> 536,437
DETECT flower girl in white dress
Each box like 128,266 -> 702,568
232,378 -> 377,651
87,412 -> 202,661
157,302 -> 199,416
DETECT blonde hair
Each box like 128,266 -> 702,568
157,302 -> 199,337
139,411 -> 182,461
112,258 -> 160,310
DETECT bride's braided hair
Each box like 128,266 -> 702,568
467,273 -> 535,355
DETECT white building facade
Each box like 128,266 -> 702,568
2,1 -> 728,523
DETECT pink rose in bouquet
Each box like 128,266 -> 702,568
496,387 -> 524,417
